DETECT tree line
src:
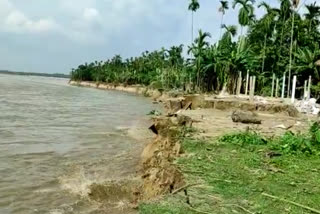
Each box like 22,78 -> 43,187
70,0 -> 320,97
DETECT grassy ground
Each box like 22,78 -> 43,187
139,129 -> 320,214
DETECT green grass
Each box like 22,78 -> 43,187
139,128 -> 320,214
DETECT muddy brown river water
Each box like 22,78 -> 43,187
0,74 -> 158,214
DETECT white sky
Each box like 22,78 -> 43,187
0,0 -> 316,73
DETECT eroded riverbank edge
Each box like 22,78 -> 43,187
69,81 -> 317,213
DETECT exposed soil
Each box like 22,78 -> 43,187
139,116 -> 189,200
181,108 -> 314,139
69,81 -> 318,211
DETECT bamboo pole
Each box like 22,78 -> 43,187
271,73 -> 275,98
275,78 -> 279,98
291,75 -> 297,104
245,71 -> 249,96
281,73 -> 286,99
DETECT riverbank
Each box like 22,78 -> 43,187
69,81 -> 163,99
69,81 -> 319,214
140,109 -> 320,214
140,129 -> 320,214
69,81 -> 301,117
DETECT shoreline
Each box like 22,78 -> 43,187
69,80 -> 319,213
69,81 -> 163,99
69,80 -> 188,206
69,80 -> 300,117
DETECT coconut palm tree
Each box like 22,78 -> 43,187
295,45 -> 320,81
219,1 -> 229,39
188,0 -> 200,43
288,0 -> 300,97
188,30 -> 211,89
232,0 -> 255,36
258,2 -> 280,74
220,24 -> 237,43
305,2 -> 320,32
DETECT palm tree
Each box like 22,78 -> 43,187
258,2 -> 279,74
188,0 -> 200,43
295,45 -> 320,81
219,1 -> 229,39
288,0 -> 300,97
232,0 -> 255,36
188,30 -> 211,89
305,2 -> 320,32
221,24 -> 237,40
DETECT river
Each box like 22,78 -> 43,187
0,74 -> 158,214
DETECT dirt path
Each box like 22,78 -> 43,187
180,109 -> 316,138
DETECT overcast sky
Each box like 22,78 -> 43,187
0,0 -> 314,74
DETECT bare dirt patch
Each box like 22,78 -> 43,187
180,108 -> 314,138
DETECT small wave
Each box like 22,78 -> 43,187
59,166 -> 94,198
58,166 -> 141,213
49,209 -> 64,214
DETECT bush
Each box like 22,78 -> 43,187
310,122 -> 320,143
270,122 -> 320,155
220,131 -> 268,146
220,124 -> 320,156
273,132 -> 316,155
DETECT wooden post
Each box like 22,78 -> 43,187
271,73 -> 275,98
275,78 -> 279,98
291,75 -> 297,104
307,75 -> 312,100
245,71 -> 249,96
304,80 -> 308,100
281,73 -> 286,99
236,71 -> 242,95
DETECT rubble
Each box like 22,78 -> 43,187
295,98 -> 320,115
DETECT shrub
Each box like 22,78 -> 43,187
220,131 -> 268,146
273,132 -> 315,155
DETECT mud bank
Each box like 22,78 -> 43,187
69,81 -> 162,99
138,115 -> 194,199
70,81 -> 299,117
68,81 -> 307,211
166,95 -> 299,117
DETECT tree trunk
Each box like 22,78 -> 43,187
261,35 -> 267,74
219,13 -> 224,40
191,12 -> 194,43
288,12 -> 295,98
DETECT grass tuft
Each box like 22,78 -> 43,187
139,125 -> 320,214
220,131 -> 268,146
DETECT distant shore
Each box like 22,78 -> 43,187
0,70 -> 70,79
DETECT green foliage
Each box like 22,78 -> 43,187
310,121 -> 320,143
139,202 -> 192,214
188,0 -> 200,12
70,1 -> 320,95
147,110 -> 162,116
270,123 -> 320,155
220,126 -> 320,155
144,132 -> 320,214
220,131 -> 268,146
274,132 -> 315,155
